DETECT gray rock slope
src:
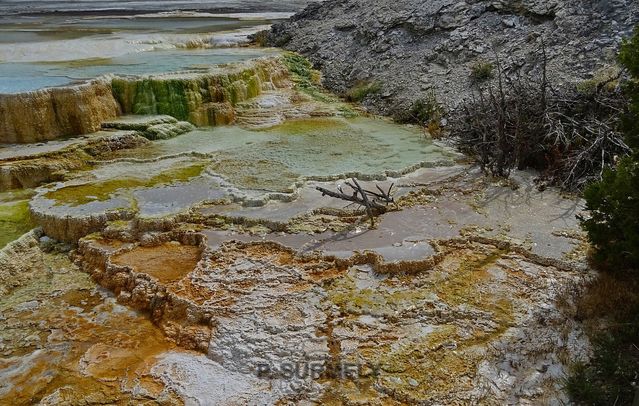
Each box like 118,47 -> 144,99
269,0 -> 638,115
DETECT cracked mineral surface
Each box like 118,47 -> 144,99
0,10 -> 595,404
65,168 -> 591,404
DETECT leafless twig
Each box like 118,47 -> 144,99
316,179 -> 395,226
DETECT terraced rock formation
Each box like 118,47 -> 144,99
102,115 -> 196,140
27,116 -> 456,242
0,231 -> 186,404
111,57 -> 291,127
0,130 -> 149,191
0,56 -> 292,143
0,54 -> 352,195
65,168 -> 592,404
0,52 -> 595,404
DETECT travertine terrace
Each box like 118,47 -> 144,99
0,14 -> 595,404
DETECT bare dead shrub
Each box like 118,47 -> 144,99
450,46 -> 630,191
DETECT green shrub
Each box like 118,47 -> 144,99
620,27 -> 639,78
581,26 -> 639,271
566,325 -> 639,405
345,81 -> 382,102
281,52 -> 334,103
393,92 -> 444,137
250,30 -> 269,47
576,66 -> 621,95
582,158 -> 639,270
469,61 -> 494,84
565,273 -> 639,405
566,27 -> 639,406
395,91 -> 443,127
620,28 -> 639,152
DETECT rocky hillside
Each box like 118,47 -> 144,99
268,0 -> 639,115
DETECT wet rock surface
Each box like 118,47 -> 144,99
66,167 -> 592,404
0,231 -> 186,405
0,55 -> 343,193
268,0 -> 639,114
0,130 -> 149,192
27,115 -> 456,242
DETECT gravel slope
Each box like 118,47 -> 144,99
269,0 -> 639,115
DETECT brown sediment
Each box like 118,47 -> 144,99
3,288 -> 182,405
0,235 -> 183,405
74,230 -> 497,349
77,232 -> 214,352
76,235 -> 348,354
111,242 -> 202,285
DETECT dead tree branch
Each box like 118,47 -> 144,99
316,179 -> 395,226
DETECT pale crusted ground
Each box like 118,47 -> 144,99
65,168 -> 592,405
0,165 -> 592,405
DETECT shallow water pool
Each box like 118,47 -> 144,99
0,47 -> 277,93
37,116 -> 457,221
0,10 -> 283,93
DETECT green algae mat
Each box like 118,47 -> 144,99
0,190 -> 35,248
33,116 -> 458,223
99,116 -> 457,193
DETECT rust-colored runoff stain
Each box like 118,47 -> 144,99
111,242 -> 202,285
1,287 -> 182,405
